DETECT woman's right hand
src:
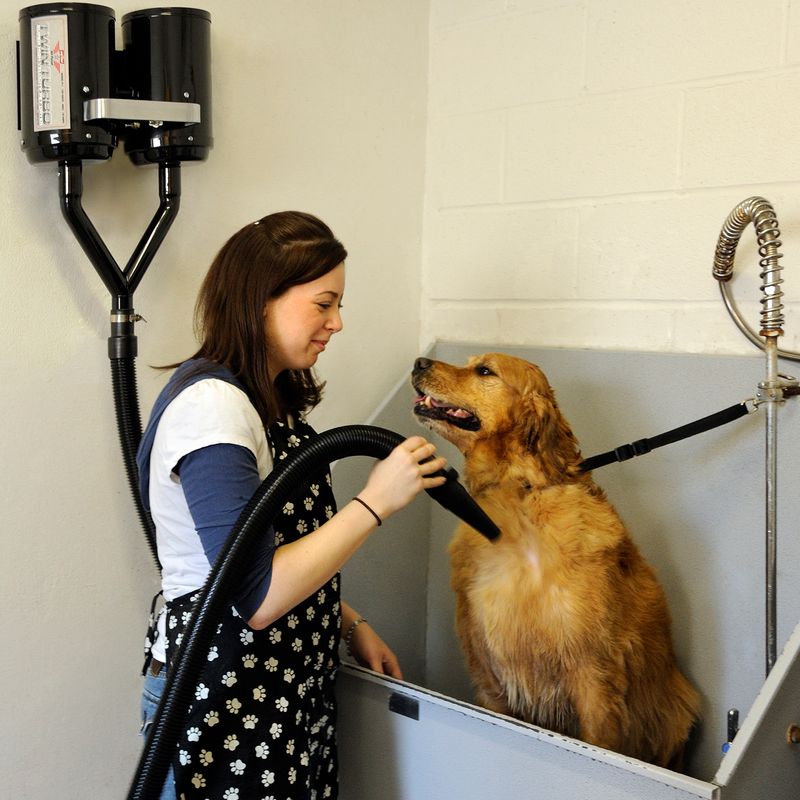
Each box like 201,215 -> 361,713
358,436 -> 447,521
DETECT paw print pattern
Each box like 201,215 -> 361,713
225,697 -> 242,714
221,671 -> 237,687
261,770 -> 276,788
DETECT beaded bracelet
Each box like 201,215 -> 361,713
344,616 -> 367,656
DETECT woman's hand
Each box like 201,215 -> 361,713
358,436 -> 447,521
347,620 -> 403,679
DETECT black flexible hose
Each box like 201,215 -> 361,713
111,357 -> 160,569
128,424 -> 499,800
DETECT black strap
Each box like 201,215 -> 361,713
579,402 -> 751,472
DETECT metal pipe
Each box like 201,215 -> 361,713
712,196 -> 787,676
764,338 -> 779,673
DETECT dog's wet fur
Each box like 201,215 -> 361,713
412,353 -> 699,767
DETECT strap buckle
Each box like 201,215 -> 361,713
614,439 -> 652,462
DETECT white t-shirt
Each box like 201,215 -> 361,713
148,378 -> 273,661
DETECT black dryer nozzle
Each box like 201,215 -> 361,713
426,466 -> 501,541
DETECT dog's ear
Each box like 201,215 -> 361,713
521,388 -> 583,483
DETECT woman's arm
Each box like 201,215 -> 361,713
247,436 -> 445,630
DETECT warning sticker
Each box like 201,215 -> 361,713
31,15 -> 70,132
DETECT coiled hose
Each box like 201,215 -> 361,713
128,424 -> 499,800
712,196 -> 800,360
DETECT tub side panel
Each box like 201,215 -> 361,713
337,668 -> 718,800
715,620 -> 800,799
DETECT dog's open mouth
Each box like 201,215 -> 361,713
413,391 -> 480,431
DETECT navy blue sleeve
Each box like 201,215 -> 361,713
177,443 -> 274,621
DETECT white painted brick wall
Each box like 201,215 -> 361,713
423,0 -> 800,356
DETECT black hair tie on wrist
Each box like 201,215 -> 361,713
352,496 -> 382,526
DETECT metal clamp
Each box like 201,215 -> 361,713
84,98 -> 201,126
754,373 -> 799,407
110,312 -> 145,324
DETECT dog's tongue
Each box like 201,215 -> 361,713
415,394 -> 473,419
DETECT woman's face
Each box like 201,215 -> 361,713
264,262 -> 345,380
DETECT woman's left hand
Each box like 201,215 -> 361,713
348,622 -> 403,680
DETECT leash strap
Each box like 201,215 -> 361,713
579,401 -> 752,472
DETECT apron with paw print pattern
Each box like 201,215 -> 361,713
163,416 -> 341,800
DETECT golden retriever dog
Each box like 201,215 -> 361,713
412,353 -> 699,768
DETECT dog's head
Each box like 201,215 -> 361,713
412,353 -> 583,484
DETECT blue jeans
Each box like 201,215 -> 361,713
139,666 -> 177,800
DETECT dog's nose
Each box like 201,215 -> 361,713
413,357 -> 433,376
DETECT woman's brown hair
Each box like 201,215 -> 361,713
185,210 -> 347,427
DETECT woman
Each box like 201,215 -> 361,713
137,211 -> 446,799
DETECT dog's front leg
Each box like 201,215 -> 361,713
454,594 -> 512,716
569,663 -> 631,756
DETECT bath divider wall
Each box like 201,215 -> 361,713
333,342 -> 800,799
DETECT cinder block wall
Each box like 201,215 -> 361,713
423,0 -> 800,355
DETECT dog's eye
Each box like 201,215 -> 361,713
475,365 -> 495,377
